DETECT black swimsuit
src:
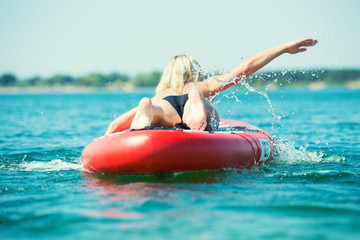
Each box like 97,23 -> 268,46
162,94 -> 190,129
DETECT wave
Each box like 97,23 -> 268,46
0,137 -> 346,174
0,159 -> 84,172
268,169 -> 358,181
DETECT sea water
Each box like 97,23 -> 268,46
0,88 -> 359,239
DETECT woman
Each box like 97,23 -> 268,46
105,38 -> 318,135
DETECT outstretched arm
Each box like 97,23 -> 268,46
200,38 -> 318,97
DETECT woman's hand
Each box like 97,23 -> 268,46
285,38 -> 318,54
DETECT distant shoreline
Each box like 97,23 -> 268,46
1,69 -> 360,93
1,81 -> 359,94
0,85 -> 159,94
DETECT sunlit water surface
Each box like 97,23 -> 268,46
1,88 -> 359,239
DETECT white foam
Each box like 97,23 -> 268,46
272,138 -> 345,165
12,159 -> 84,172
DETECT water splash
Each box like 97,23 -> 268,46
193,65 -> 284,128
2,159 -> 83,172
271,138 -> 345,165
239,80 -> 283,127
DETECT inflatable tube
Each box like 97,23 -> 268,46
81,119 -> 274,175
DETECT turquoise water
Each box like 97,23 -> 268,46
1,88 -> 359,239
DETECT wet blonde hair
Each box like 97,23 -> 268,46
156,55 -> 202,94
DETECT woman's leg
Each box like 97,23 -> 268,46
183,89 -> 219,131
131,91 -> 219,131
182,89 -> 208,131
130,97 -> 179,129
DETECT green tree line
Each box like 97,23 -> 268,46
248,68 -> 360,87
0,69 -> 359,87
0,71 -> 162,88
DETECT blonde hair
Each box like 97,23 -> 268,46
156,55 -> 202,94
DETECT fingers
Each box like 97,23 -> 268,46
302,38 -> 318,46
287,38 -> 317,54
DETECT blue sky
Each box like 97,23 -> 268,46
0,0 -> 359,78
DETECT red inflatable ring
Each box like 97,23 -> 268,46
81,119 -> 274,175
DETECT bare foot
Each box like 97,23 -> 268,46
183,89 -> 207,131
130,98 -> 154,129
